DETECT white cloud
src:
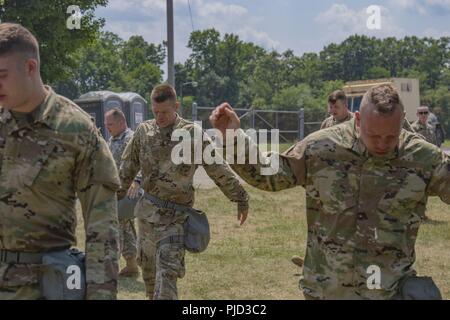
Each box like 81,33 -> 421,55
390,0 -> 450,14
315,4 -> 404,42
197,2 -> 248,16
238,27 -> 280,49
422,27 -> 450,37
99,0 -> 281,64
390,0 -> 428,14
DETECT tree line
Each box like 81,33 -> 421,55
1,1 -> 449,133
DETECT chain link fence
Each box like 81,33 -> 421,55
191,103 -> 322,143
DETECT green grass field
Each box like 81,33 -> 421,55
443,139 -> 450,149
77,184 -> 450,300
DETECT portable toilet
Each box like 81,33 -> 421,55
75,91 -> 125,140
118,92 -> 149,130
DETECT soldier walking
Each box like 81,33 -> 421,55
119,84 -> 249,300
0,23 -> 120,300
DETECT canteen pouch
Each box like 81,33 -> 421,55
118,189 -> 144,221
394,276 -> 442,300
40,248 -> 86,300
183,209 -> 210,253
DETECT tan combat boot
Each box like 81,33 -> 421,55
119,257 -> 140,278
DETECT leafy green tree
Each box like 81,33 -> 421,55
367,66 -> 390,79
0,0 -> 108,83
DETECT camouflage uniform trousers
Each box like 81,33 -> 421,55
0,263 -> 43,300
119,219 -> 138,260
136,218 -> 185,300
0,284 -> 42,300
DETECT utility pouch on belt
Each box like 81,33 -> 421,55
183,208 -> 210,253
40,248 -> 86,300
394,276 -> 442,300
144,192 -> 211,253
118,188 -> 144,221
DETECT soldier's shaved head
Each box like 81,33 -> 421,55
105,108 -> 126,122
151,83 -> 180,128
0,23 -> 40,66
0,23 -> 46,113
360,84 -> 404,116
151,84 -> 177,104
417,106 -> 430,114
356,84 -> 405,157
105,108 -> 127,137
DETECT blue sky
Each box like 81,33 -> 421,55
96,0 -> 450,64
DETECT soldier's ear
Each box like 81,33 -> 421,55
24,58 -> 38,77
355,112 -> 361,127
175,101 -> 180,111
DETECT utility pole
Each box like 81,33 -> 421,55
167,0 -> 175,87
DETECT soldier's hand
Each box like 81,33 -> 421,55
209,103 -> 241,142
237,207 -> 248,226
127,181 -> 140,199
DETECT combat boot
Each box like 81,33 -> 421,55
119,257 -> 140,278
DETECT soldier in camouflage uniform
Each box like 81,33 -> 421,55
105,108 -> 140,278
294,89 -> 415,267
210,84 -> 449,300
293,89 -> 354,268
320,90 -> 354,129
0,24 -> 120,299
119,84 -> 249,300
412,106 -> 437,146
321,90 -> 415,133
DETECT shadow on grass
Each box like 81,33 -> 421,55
118,276 -> 146,295
423,219 -> 448,226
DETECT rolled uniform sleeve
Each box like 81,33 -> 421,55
426,151 -> 450,204
119,126 -> 142,199
227,129 -> 306,192
75,127 -> 121,300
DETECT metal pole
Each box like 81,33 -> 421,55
275,111 -> 279,129
180,85 -> 183,117
167,0 -> 175,87
192,102 -> 198,121
299,108 -> 305,140
251,109 -> 255,128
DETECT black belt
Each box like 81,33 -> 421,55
144,192 -> 195,214
158,235 -> 184,247
0,250 -> 45,264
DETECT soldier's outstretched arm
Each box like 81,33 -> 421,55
209,103 -> 307,192
118,126 -> 142,199
75,128 -> 121,300
198,127 -> 250,225
427,150 -> 450,204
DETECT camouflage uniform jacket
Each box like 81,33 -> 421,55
119,115 -> 249,225
411,120 -> 437,146
320,112 -> 354,129
229,118 -> 449,299
0,87 -> 121,299
107,128 -> 141,182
